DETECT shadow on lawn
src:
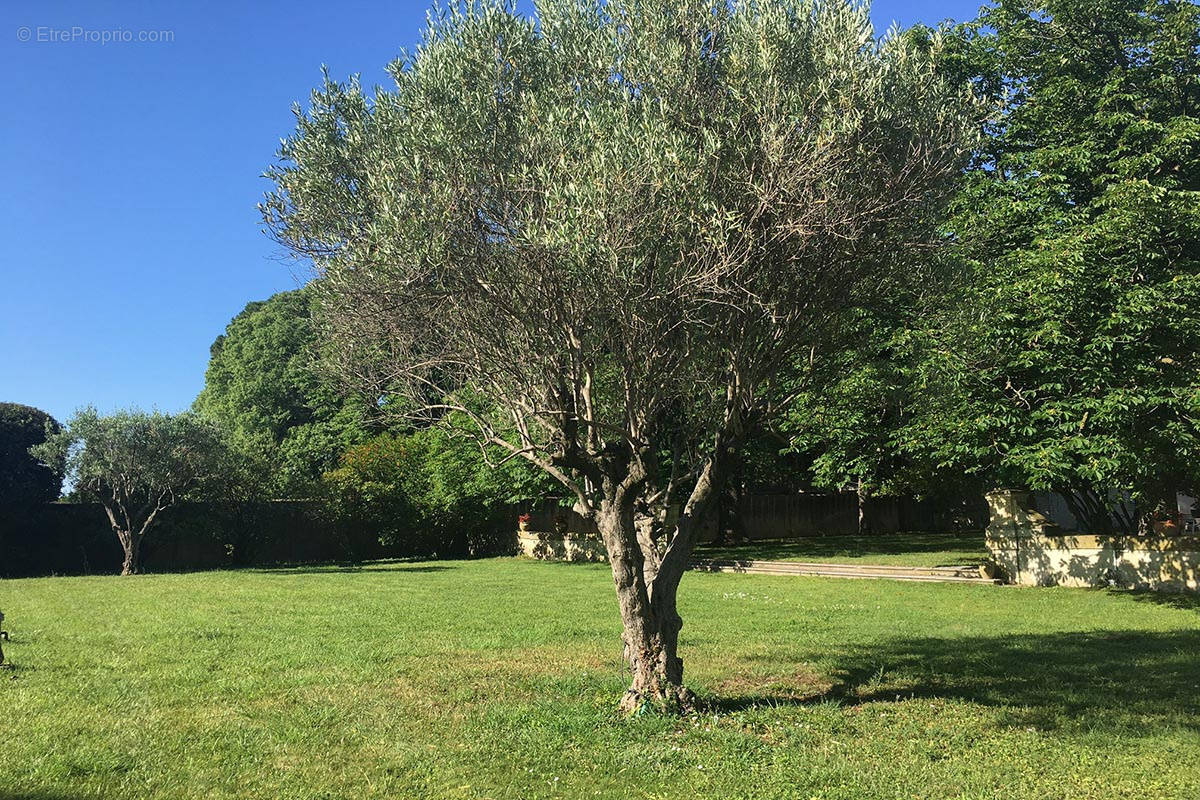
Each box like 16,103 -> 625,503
695,533 -> 986,566
1119,588 -> 1200,613
251,562 -> 456,575
712,629 -> 1200,734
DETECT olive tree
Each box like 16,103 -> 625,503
264,0 -> 975,711
32,408 -> 227,575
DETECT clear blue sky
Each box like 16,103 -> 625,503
1,0 -> 984,425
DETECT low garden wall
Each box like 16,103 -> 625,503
516,531 -> 607,563
985,490 -> 1200,592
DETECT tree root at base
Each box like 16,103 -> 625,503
619,683 -> 697,716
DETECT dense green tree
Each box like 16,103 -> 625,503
903,0 -> 1200,533
0,402 -> 62,507
32,408 -> 229,575
779,310 -> 925,528
195,288 -> 369,497
264,0 -> 974,709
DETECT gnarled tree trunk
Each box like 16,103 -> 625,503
103,497 -> 164,576
596,450 -> 727,713
599,503 -> 692,712
117,530 -> 142,576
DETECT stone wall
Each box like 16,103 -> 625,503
985,490 -> 1200,592
516,531 -> 607,563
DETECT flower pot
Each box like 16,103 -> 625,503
1153,519 -> 1179,536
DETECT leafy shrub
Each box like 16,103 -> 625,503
323,425 -> 549,558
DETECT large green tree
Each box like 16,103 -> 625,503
264,0 -> 974,710
778,309 -> 931,530
0,402 -> 62,507
195,288 -> 369,497
904,0 -> 1200,532
32,408 -> 229,575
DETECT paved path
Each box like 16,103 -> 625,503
690,559 -> 1000,584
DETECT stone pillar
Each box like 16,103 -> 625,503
985,489 -> 1059,584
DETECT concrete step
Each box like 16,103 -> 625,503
690,559 -> 1000,584
692,558 -> 981,576
730,560 -> 981,577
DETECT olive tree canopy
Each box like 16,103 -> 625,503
265,0 -> 976,711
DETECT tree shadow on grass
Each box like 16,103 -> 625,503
524,558 -> 610,568
1117,588 -> 1200,613
710,629 -> 1200,735
250,561 -> 456,575
695,532 -> 986,565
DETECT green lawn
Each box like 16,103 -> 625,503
695,532 -> 989,567
2,558 -> 1198,799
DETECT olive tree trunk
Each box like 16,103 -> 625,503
598,507 -> 691,712
103,501 -> 160,576
595,454 -> 726,713
116,529 -> 143,576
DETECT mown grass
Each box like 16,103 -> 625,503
2,558 -> 1198,799
695,532 -> 988,567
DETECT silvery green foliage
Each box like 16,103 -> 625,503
32,408 -> 227,543
263,0 -> 976,514
34,408 -> 223,500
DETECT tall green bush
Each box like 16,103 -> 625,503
0,402 -> 62,507
323,425 -> 549,558
195,288 -> 369,498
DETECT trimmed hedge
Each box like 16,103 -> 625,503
0,502 -> 394,577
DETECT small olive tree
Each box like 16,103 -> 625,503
32,408 -> 228,575
265,0 -> 975,710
